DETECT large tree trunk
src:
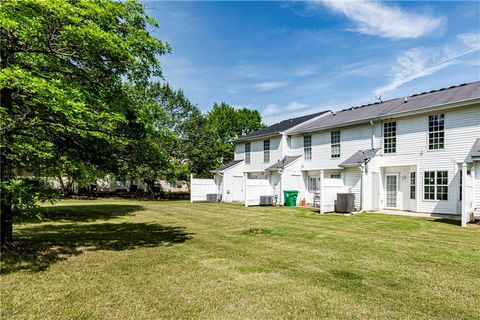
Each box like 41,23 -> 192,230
1,81 -> 14,251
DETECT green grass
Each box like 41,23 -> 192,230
1,200 -> 479,319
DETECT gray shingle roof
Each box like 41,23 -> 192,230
340,149 -> 380,167
266,156 -> 302,171
211,160 -> 243,173
234,111 -> 330,142
468,138 -> 480,160
291,81 -> 480,134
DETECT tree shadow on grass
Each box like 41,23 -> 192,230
28,204 -> 145,222
2,205 -> 193,275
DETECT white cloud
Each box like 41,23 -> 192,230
263,104 -> 281,116
294,66 -> 316,77
285,102 -> 308,111
254,81 -> 288,92
375,32 -> 480,95
319,0 -> 443,39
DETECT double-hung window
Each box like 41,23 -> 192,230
428,114 -> 445,150
263,139 -> 270,163
410,172 -> 416,200
331,131 -> 340,158
245,142 -> 251,164
308,176 -> 319,192
424,171 -> 448,200
304,135 -> 312,160
383,122 -> 396,154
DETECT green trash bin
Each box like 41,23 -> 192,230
283,190 -> 299,207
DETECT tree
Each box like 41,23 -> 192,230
0,0 -> 170,250
198,102 -> 265,176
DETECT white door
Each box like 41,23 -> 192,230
231,176 -> 244,202
385,174 -> 398,209
372,172 -> 381,211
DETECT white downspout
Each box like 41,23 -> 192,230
461,162 -> 468,227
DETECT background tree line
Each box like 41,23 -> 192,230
0,0 -> 264,250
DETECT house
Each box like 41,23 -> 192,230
195,81 -> 480,226
207,111 -> 331,203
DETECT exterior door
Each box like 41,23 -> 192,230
231,176 -> 244,202
385,174 -> 398,209
372,172 -> 381,211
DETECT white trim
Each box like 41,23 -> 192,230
385,173 -> 399,209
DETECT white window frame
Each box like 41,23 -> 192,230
245,142 -> 251,164
331,131 -> 340,158
263,139 -> 270,163
423,170 -> 448,201
410,171 -> 416,200
428,114 -> 445,150
308,176 -> 319,192
385,173 -> 399,209
304,135 -> 312,160
383,121 -> 396,154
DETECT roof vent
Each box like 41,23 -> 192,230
404,97 -> 408,103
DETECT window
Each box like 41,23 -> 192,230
245,142 -> 251,164
410,172 -> 416,200
383,122 -> 396,154
424,171 -> 448,200
330,174 -> 341,179
428,114 -> 445,150
331,131 -> 340,158
263,139 -> 270,163
304,135 -> 312,160
308,176 -> 319,192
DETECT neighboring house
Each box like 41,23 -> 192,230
207,81 -> 480,226
209,111 -> 331,203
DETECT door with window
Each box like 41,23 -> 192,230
385,174 -> 398,209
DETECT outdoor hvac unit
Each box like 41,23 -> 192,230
336,193 -> 355,213
260,195 -> 275,206
207,193 -> 221,202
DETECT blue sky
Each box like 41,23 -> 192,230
145,1 -> 480,124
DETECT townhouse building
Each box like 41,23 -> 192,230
194,81 -> 480,226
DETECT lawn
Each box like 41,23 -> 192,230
1,200 -> 479,319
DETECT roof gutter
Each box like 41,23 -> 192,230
231,131 -> 281,143
288,97 -> 480,135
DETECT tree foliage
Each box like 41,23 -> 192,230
0,0 -> 265,250
0,0 -> 170,250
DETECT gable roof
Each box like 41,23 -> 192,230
211,160 -> 243,173
467,138 -> 480,161
339,149 -> 380,168
290,81 -> 480,134
265,155 -> 302,171
233,111 -> 330,142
